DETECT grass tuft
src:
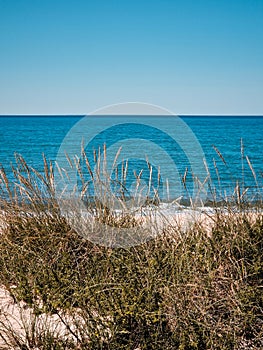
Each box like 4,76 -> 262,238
0,148 -> 262,349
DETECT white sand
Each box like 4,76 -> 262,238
0,285 -> 82,349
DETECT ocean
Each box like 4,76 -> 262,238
0,115 -> 263,205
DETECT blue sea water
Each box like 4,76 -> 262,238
0,115 -> 263,204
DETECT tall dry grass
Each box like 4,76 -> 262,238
0,145 -> 262,349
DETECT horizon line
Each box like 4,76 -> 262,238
0,114 -> 263,117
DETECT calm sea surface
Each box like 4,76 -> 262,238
0,116 -> 263,203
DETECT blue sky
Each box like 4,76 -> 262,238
0,0 -> 262,115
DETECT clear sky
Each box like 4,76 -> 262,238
0,0 -> 263,115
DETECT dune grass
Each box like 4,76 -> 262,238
0,148 -> 262,349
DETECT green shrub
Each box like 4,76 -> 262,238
0,153 -> 262,349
